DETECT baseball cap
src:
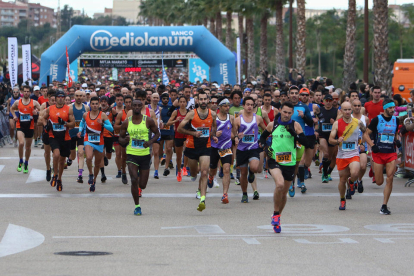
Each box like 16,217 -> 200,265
244,88 -> 252,93
34,86 -> 40,91
100,96 -> 109,102
56,91 -> 65,98
81,83 -> 88,88
300,88 -> 310,95
324,94 -> 333,100
280,91 -> 287,96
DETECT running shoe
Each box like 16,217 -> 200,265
348,178 -> 355,195
134,206 -> 142,216
77,175 -> 83,183
288,183 -> 295,197
307,169 -> 312,179
101,174 -> 107,183
122,173 -> 128,184
23,164 -> 29,174
346,189 -> 352,200
273,225 -> 281,233
369,167 -> 374,178
263,169 -> 268,179
358,180 -> 364,193
339,200 -> 346,210
191,175 -> 197,182
177,171 -> 182,182
248,170 -> 255,183
182,167 -> 188,176
163,169 -> 170,177
88,174 -> 94,185
230,173 -> 235,180
221,193 -> 229,204
235,178 -> 240,185
196,189 -> 201,199
219,167 -> 224,178
328,174 -> 332,181
380,205 -> 391,215
169,161 -> 174,169
50,175 -> 57,187
372,176 -> 376,183
116,171 -> 122,178
319,163 -> 322,174
301,185 -> 307,194
160,157 -> 166,166
154,170 -> 159,179
34,139 -> 38,147
213,178 -> 219,188
138,187 -> 142,197
56,180 -> 62,191
46,169 -> 51,182
253,191 -> 260,200
297,179 -> 304,188
207,176 -> 214,188
304,169 -> 309,180
104,157 -> 108,166
67,158 -> 72,167
186,167 -> 190,177
271,214 -> 280,226
89,182 -> 95,192
17,162 -> 23,172
197,200 -> 206,212
322,173 -> 329,183
241,194 -> 248,203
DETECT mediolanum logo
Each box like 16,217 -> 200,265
90,30 -> 194,51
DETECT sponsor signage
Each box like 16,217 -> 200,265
79,59 -> 187,68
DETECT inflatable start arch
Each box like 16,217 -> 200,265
40,25 -> 236,85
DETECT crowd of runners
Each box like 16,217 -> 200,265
1,75 -> 412,233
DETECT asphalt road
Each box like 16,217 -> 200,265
1,144 -> 414,275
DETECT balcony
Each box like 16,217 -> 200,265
0,11 -> 14,16
34,9 -> 39,14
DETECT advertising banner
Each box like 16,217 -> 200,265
8,37 -> 18,89
66,59 -> 78,83
22,44 -> 32,85
189,58 -> 209,83
79,59 -> 187,68
112,68 -> 118,81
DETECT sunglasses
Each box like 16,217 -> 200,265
324,99 -> 333,102
353,105 -> 361,107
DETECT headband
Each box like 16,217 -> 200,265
219,98 -> 230,106
383,102 -> 395,110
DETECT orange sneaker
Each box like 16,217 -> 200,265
221,193 -> 229,204
182,167 -> 188,176
138,187 -> 142,197
177,171 -> 182,182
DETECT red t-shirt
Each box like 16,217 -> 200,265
365,100 -> 383,122
38,96 -> 49,105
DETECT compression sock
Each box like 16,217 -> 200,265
327,166 -> 334,175
78,169 -> 83,176
299,165 -> 305,182
135,204 -> 140,208
100,167 -> 105,174
322,158 -> 330,176
24,160 -> 28,166
243,192 -> 248,196
341,197 -> 345,201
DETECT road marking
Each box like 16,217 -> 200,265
0,224 -> 45,258
0,165 -> 4,174
294,238 -> 359,244
0,157 -> 45,160
242,238 -> 261,244
26,168 -> 46,184
257,224 -> 349,234
365,224 -> 414,233
161,225 -> 225,234
374,237 -> 414,244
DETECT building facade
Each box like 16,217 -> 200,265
112,0 -> 142,24
0,0 -> 56,28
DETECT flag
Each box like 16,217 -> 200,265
161,52 -> 169,85
66,46 -> 72,88
22,44 -> 32,86
8,37 -> 18,89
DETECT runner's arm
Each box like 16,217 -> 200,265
118,119 -> 130,147
210,111 -> 217,140
232,116 -> 241,144
261,110 -> 270,125
328,121 -> 340,145
101,113 -> 114,132
259,122 -> 274,146
257,115 -> 267,130
302,107 -> 313,127
230,115 -> 235,140
146,117 -> 160,146
177,110 -> 197,136
166,110 -> 178,127
113,112 -> 123,132
294,122 -> 311,147
10,101 -> 18,119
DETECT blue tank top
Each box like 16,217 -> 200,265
304,102 -> 315,136
237,114 -> 259,151
375,115 -> 398,153
69,104 -> 86,137
292,102 -> 312,135
9,97 -> 20,118
160,103 -> 173,135
211,114 -> 232,149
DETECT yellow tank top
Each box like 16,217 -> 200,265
126,115 -> 150,156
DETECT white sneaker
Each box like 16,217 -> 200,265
14,141 -> 18,147
213,177 -> 219,188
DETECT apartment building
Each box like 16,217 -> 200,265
0,0 -> 56,28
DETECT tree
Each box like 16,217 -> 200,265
343,0 -> 357,91
295,0 -> 306,76
275,0 -> 286,80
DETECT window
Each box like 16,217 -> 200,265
45,15 -> 47,19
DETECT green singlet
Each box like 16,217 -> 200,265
229,105 -> 243,118
126,116 -> 150,156
270,124 -> 296,166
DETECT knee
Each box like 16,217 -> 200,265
130,176 -> 138,185
223,166 -> 230,174
139,182 -> 147,190
275,183 -> 284,193
200,169 -> 208,178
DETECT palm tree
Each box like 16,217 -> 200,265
295,0 -> 306,77
373,0 -> 391,93
275,0 -> 286,80
343,0 -> 357,91
216,11 -> 223,41
225,10 -> 233,49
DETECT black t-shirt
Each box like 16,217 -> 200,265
30,94 -> 39,101
271,101 -> 281,109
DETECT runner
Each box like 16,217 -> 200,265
7,87 -> 20,147
351,99 -> 369,193
177,91 -> 217,212
43,91 -> 75,191
31,86 -> 41,147
208,96 -> 234,203
77,96 -> 114,192
159,93 -> 174,176
68,90 -> 89,183
259,102 -> 309,233
10,85 -> 41,173
233,96 -> 267,203
229,90 -> 243,183
364,99 -> 400,215
99,95 -> 114,183
112,93 -> 126,180
329,102 -> 367,210
119,99 -> 160,215
148,92 -> 162,179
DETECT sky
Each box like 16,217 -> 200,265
31,0 -> 414,17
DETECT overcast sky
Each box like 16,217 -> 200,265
32,0 -> 413,17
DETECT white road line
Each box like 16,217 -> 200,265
0,165 -> 4,174
26,169 -> 46,184
0,224 -> 45,258
242,238 -> 261,244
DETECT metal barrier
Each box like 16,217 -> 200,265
402,131 -> 414,187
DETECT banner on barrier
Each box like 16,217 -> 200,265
404,132 -> 414,171
66,59 -> 78,83
22,44 -> 32,85
8,37 -> 18,89
79,59 -> 187,68
189,58 -> 209,83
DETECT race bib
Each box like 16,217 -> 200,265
234,111 -> 239,118
276,152 -> 292,164
20,114 -> 31,122
163,124 -> 170,130
75,120 -> 81,128
379,133 -> 394,144
131,139 -> 145,149
342,142 -> 356,151
52,123 -> 64,131
242,134 -> 255,143
197,127 -> 209,138
322,123 -> 332,132
88,133 -> 99,143
218,148 -> 232,158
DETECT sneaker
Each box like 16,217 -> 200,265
186,167 -> 190,177
248,170 -> 255,183
219,167 -> 224,178
116,171 -> 122,178
191,175 -> 197,182
89,182 -> 95,192
263,169 -> 268,179
328,174 -> 332,181
168,161 -> 174,169
380,205 -> 391,215
339,200 -> 346,210
160,157 -> 166,166
213,178 -> 219,188
288,183 -> 295,197
304,169 -> 309,179
322,173 -> 329,183
104,157 -> 108,166
23,164 -> 29,174
346,189 -> 352,200
50,175 -> 57,187
101,174 -> 107,183
182,167 -> 188,176
196,189 -> 201,199
358,180 -> 364,193
197,200 -> 206,212
134,206 -> 142,216
235,178 -> 240,185
46,169 -> 51,182
67,158 -> 72,167
369,167 -> 374,178
207,177 -> 214,188
273,225 -> 282,233
17,162 -> 23,172
230,173 -> 235,180
308,169 -> 312,179
297,179 -> 304,188
301,184 -> 307,194
88,174 -> 94,185
271,214 -> 280,226
372,176 -> 376,183
241,194 -> 248,203
34,139 -> 38,147
319,163 -> 322,174
154,170 -> 159,179
163,169 -> 170,177
348,178 -> 355,195
221,193 -> 229,204
122,173 -> 128,184
177,171 -> 182,182
56,179 -> 63,191
77,175 -> 83,183
253,191 -> 260,200
138,187 -> 142,197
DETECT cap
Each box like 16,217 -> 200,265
95,88 -> 100,92
324,94 -> 333,100
85,90 -> 91,94
244,88 -> 252,93
300,88 -> 310,95
81,83 -> 88,88
34,86 -> 40,91
114,85 -> 121,90
56,91 -> 65,98
100,96 -> 109,102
